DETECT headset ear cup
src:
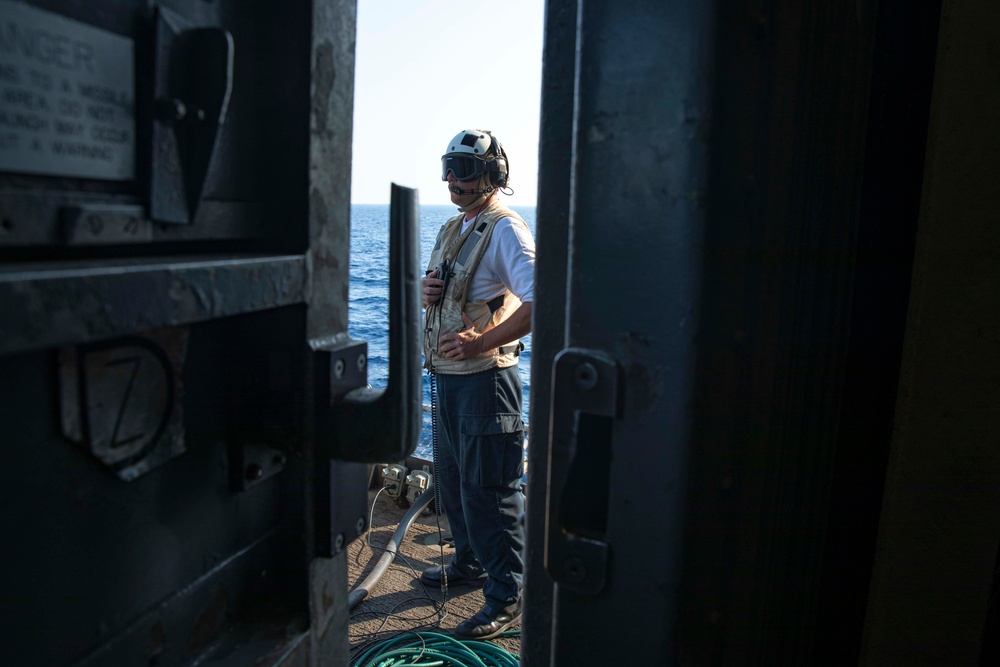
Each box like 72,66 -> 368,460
496,158 -> 508,188
484,157 -> 508,188
482,134 -> 509,188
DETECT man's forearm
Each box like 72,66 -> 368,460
479,302 -> 532,351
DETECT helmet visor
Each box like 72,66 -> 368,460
441,154 -> 487,181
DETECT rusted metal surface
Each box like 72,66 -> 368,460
0,254 -> 306,354
305,0 -> 355,344
536,0 -> 716,663
529,0 -> 944,664
1,308 -> 314,665
1,0 -> 359,664
522,1 -> 575,662
0,191 -> 269,247
302,0 -> 358,665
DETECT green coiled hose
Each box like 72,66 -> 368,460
352,630 -> 520,667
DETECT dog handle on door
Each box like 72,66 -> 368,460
544,347 -> 620,595
318,183 -> 423,463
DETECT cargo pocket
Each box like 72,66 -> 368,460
460,413 -> 525,487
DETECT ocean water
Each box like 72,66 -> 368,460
349,203 -> 535,459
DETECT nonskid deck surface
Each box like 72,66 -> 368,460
347,487 -> 521,659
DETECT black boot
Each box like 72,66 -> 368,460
454,598 -> 522,640
418,563 -> 487,588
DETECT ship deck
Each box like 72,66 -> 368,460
346,473 -> 522,662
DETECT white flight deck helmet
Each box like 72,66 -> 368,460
441,129 -> 510,191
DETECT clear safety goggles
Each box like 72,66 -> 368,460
441,154 -> 488,182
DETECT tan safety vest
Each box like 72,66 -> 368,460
423,201 -> 528,375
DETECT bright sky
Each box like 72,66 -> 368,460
350,0 -> 545,206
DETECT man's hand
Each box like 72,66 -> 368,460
422,267 -> 444,308
437,313 -> 483,360
437,302 -> 532,362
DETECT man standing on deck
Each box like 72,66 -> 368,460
420,129 -> 534,640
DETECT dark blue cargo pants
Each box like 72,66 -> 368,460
434,364 -> 525,607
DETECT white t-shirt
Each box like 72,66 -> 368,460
460,215 -> 535,304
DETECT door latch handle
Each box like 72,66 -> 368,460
545,348 -> 620,595
149,7 -> 234,224
317,183 -> 422,463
